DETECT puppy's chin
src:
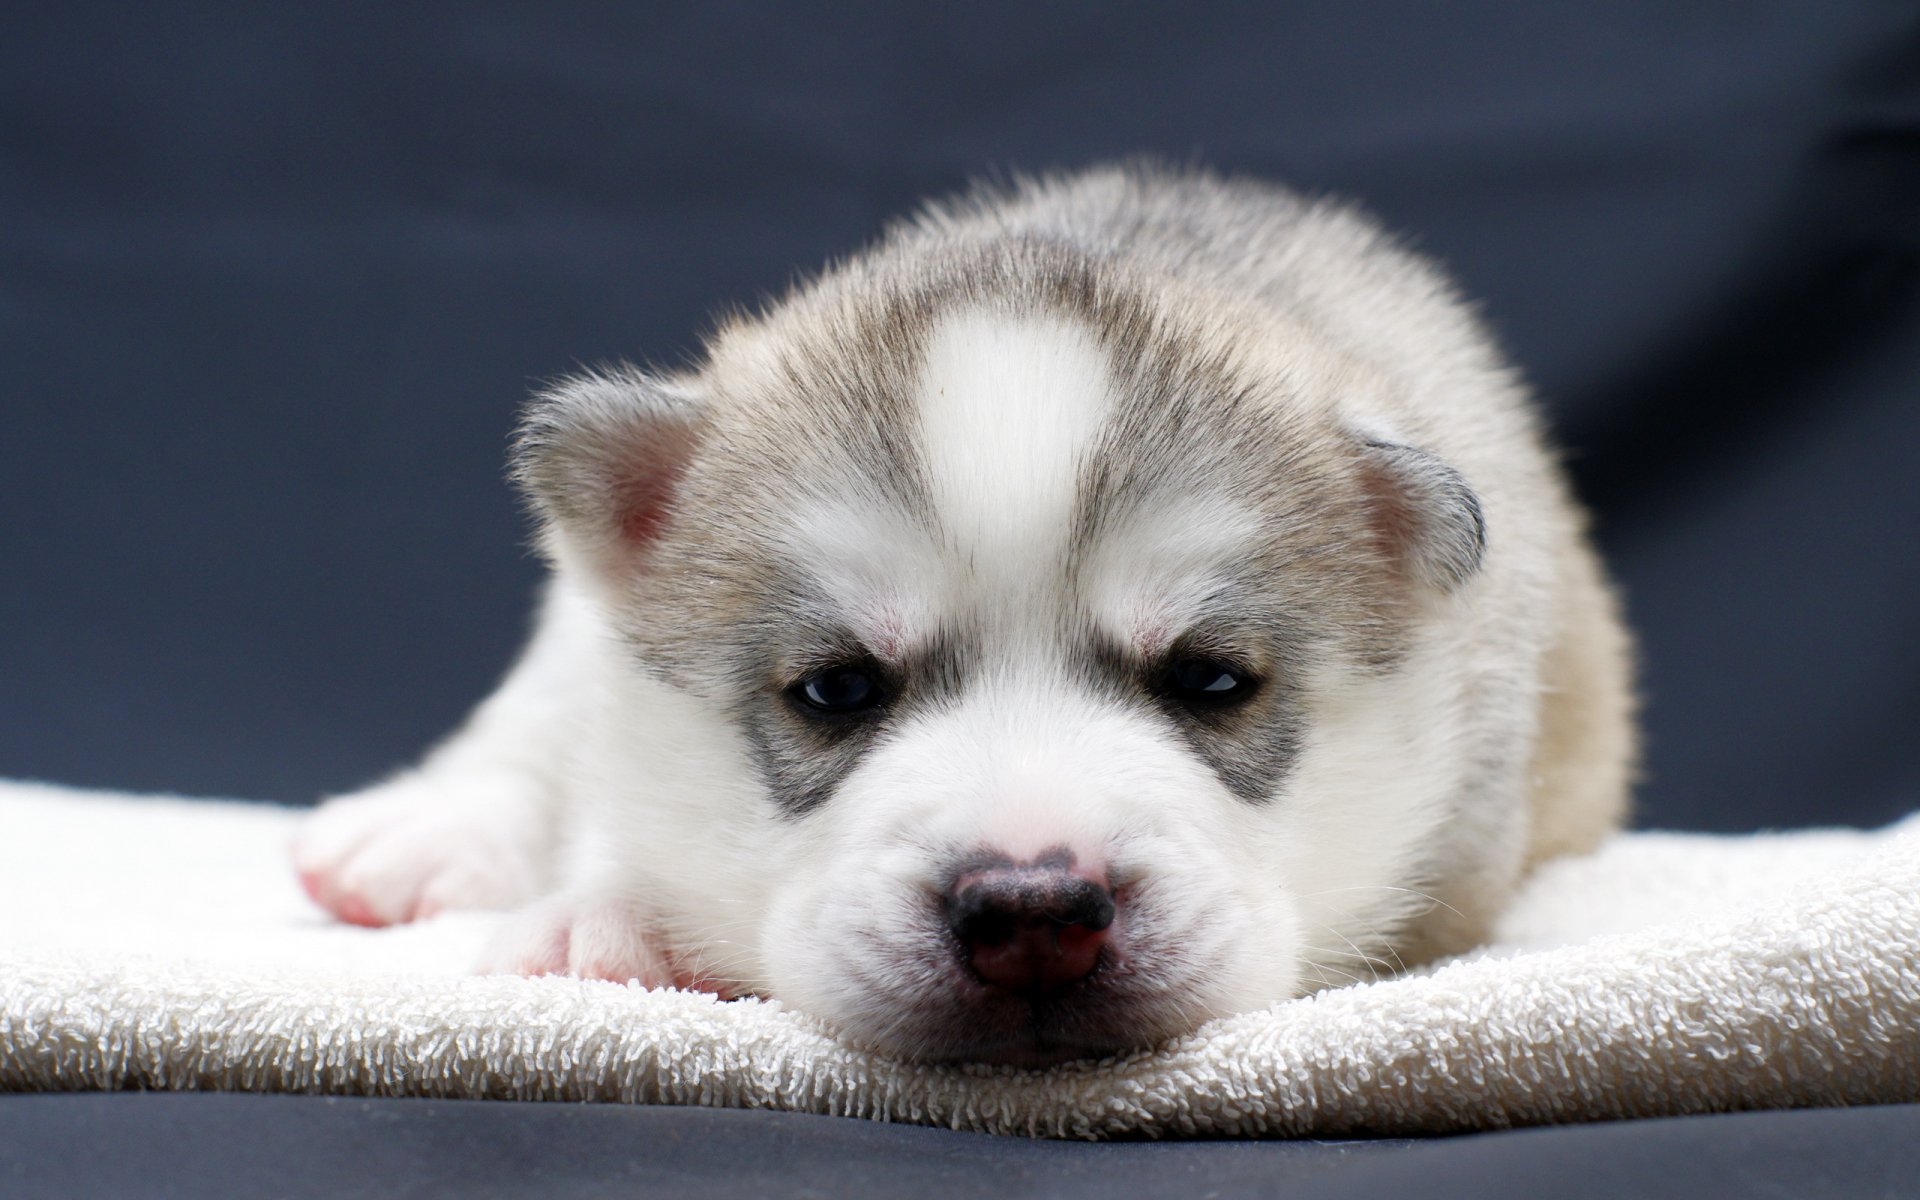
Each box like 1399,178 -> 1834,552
948,1032 -> 1136,1070
828,966 -> 1240,1066
831,985 -> 1194,1067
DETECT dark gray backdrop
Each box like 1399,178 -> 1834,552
4,1 -> 1917,832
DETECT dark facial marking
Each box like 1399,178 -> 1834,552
1073,618 -> 1307,805
1150,628 -> 1304,804
740,622 -> 978,817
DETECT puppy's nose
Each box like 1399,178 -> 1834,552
945,855 -> 1116,993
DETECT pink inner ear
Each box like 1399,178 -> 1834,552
1353,438 -> 1485,591
616,468 -> 681,547
1356,454 -> 1423,567
608,423 -> 699,554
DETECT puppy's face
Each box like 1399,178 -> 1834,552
519,251 -> 1486,1062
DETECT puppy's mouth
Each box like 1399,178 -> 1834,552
905,949 -> 1196,1065
846,915 -> 1198,1066
943,939 -> 1119,1060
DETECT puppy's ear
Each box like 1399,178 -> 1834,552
1354,438 -> 1486,592
512,366 -> 707,581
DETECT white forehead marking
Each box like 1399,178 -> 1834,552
781,312 -> 1253,660
915,310 -> 1116,585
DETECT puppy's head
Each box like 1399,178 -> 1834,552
516,244 -> 1488,1063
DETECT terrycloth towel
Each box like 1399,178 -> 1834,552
1,779 -> 1915,1138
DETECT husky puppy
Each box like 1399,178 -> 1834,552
294,164 -> 1634,1065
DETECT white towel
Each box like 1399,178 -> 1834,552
1,778 -> 1915,1137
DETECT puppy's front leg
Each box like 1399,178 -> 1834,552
292,582 -> 602,927
477,886 -> 722,991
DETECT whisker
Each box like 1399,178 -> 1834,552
1309,924 -> 1387,982
1295,885 -> 1465,921
1292,950 -> 1364,987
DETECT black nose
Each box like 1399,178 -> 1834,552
945,858 -> 1116,994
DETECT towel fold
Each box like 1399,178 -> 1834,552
2,779 -> 1915,1137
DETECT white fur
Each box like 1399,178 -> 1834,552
1079,493 -> 1267,655
292,165 -> 1632,1063
916,311 -> 1115,596
776,500 -> 943,660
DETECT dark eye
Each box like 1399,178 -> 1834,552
790,665 -> 884,716
1162,656 -> 1258,706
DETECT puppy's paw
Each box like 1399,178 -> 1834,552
481,893 -> 730,995
292,780 -> 546,927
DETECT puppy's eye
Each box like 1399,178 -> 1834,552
1162,656 -> 1258,706
790,665 -> 884,715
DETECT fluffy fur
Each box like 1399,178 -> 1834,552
293,164 -> 1635,1064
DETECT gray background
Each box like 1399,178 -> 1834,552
4,2 -> 1917,832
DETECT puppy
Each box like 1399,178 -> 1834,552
294,164 -> 1635,1065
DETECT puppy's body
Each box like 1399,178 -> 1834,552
296,165 -> 1633,1063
